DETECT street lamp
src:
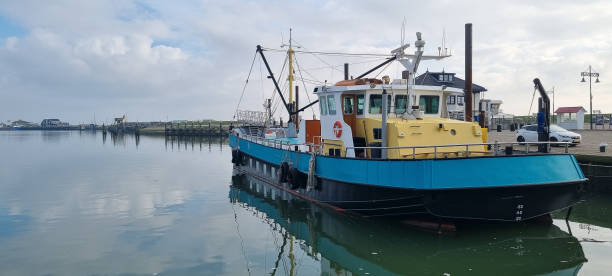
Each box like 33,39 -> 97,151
547,87 -> 555,124
580,65 -> 600,130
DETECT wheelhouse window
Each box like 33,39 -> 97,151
357,95 -> 364,115
447,95 -> 456,105
419,95 -> 440,114
327,95 -> 336,115
395,95 -> 407,114
343,96 -> 354,114
369,94 -> 391,114
319,96 -> 328,115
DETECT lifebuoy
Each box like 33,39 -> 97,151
333,121 -> 342,138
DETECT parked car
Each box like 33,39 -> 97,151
516,124 -> 581,145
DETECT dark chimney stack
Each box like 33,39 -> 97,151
344,63 -> 349,80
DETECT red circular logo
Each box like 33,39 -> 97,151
333,121 -> 342,138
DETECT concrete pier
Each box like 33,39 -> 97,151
163,121 -> 229,137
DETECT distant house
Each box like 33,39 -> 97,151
11,120 -> 37,127
555,106 -> 586,130
415,71 -> 498,125
41,119 -> 69,128
114,115 -> 126,125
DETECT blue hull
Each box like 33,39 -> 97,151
230,134 -> 587,220
230,173 -> 587,274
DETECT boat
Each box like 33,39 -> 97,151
229,29 -> 587,222
230,174 -> 586,275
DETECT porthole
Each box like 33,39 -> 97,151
450,129 -> 456,136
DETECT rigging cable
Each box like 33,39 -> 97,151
233,50 -> 258,120
528,86 -> 537,118
302,57 -> 387,72
373,59 -> 394,78
270,53 -> 289,118
294,54 -> 316,118
259,53 -> 265,101
272,81 -> 289,117
290,40 -> 343,81
270,231 -> 289,276
231,194 -> 252,275
261,47 -> 391,57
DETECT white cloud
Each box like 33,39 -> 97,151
0,0 -> 611,123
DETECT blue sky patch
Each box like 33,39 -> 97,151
117,1 -> 160,22
0,15 -> 26,38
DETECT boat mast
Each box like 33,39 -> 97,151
287,28 -> 296,123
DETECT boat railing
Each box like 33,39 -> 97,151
346,141 -> 572,160
241,133 -> 313,151
238,132 -> 572,160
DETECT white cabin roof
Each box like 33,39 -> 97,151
314,83 -> 464,94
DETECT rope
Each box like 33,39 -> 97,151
233,50 -> 258,120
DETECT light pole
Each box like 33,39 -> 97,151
581,65 -> 600,130
547,87 -> 555,124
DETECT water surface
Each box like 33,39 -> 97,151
0,131 -> 610,275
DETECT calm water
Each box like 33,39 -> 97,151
0,131 -> 611,275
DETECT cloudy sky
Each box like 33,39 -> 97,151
0,0 -> 610,124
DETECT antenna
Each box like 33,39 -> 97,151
401,17 -> 406,48
442,28 -> 446,55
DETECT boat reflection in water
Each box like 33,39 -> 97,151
230,173 -> 586,276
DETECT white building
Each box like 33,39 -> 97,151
415,71 -> 503,127
555,106 -> 586,130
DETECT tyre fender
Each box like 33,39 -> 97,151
289,167 -> 300,189
280,162 -> 289,183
